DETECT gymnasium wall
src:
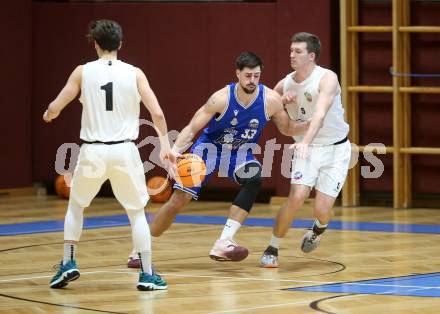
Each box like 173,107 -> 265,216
2,0 -> 438,201
0,0 -> 33,189
16,0 -> 336,194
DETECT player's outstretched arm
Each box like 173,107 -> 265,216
137,68 -> 174,164
300,70 -> 338,145
173,88 -> 226,153
272,111 -> 310,136
290,71 -> 339,159
267,88 -> 309,136
43,66 -> 82,123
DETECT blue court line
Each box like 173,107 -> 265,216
287,272 -> 440,297
1,214 -> 440,236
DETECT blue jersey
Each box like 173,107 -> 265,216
202,83 -> 269,150
175,83 -> 269,199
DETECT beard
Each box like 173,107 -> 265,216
240,83 -> 256,94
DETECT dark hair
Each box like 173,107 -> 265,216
291,32 -> 321,61
236,52 -> 263,70
87,19 -> 123,52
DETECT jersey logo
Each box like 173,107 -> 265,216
230,109 -> 239,126
304,91 -> 312,102
293,171 -> 303,180
248,119 -> 259,129
240,118 -> 260,139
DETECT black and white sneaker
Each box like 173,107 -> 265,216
301,230 -> 323,253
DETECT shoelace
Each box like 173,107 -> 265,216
142,273 -> 163,284
309,233 -> 319,243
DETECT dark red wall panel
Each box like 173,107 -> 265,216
32,3 -> 154,181
5,0 -> 437,200
0,0 -> 33,188
30,0 -> 335,195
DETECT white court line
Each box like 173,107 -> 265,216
0,270 -> 333,285
157,272 -> 440,289
1,270 -> 439,290
206,292 -> 381,314
0,270 -> 137,283
158,272 -> 335,284
207,289 -> 412,314
206,299 -> 312,314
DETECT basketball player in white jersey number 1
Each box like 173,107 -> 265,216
43,20 -> 174,290
260,32 -> 351,268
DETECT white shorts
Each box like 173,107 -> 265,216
70,142 -> 149,209
291,140 -> 351,198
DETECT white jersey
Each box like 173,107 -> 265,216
79,59 -> 141,142
283,66 -> 349,145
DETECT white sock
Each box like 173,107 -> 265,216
315,219 -> 328,228
63,243 -> 77,265
220,219 -> 241,240
138,251 -> 152,275
269,235 -> 281,249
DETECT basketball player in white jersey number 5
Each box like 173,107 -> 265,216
260,32 -> 351,268
43,20 -> 174,290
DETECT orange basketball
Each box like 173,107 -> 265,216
176,153 -> 206,188
55,174 -> 71,199
147,176 -> 172,203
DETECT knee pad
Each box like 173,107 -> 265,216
233,162 -> 262,212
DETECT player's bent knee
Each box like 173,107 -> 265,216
150,226 -> 163,237
169,190 -> 192,209
149,215 -> 170,237
315,207 -> 334,220
287,193 -> 307,208
242,173 -> 263,187
288,187 -> 309,204
233,163 -> 262,213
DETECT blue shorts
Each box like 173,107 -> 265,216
174,135 -> 261,200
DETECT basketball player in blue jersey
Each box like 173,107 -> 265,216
127,52 -> 309,266
43,20 -> 173,290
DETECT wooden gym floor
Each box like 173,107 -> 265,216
1,194 -> 440,313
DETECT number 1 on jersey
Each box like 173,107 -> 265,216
100,82 -> 113,111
